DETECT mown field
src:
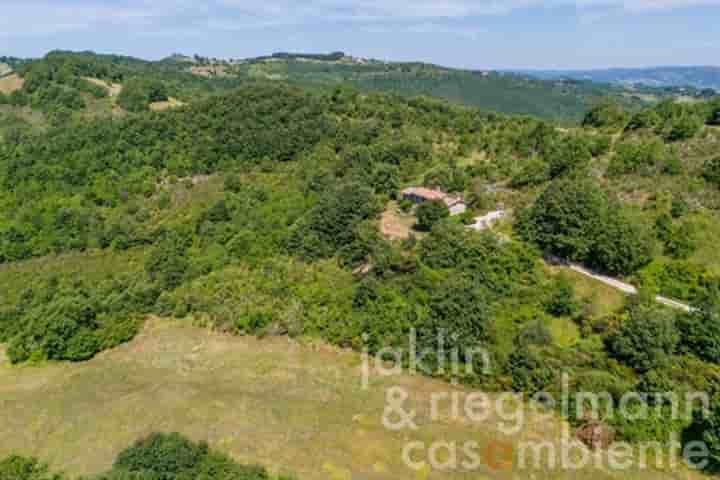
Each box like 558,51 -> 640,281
0,317 -> 703,480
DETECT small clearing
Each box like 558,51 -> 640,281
149,97 -> 185,111
380,201 -> 415,239
0,63 -> 12,77
83,77 -> 123,97
0,74 -> 24,94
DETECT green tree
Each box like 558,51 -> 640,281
508,346 -> 555,395
582,101 -> 629,130
0,455 -> 61,480
609,138 -> 672,176
704,157 -> 720,187
678,295 -> 720,363
517,176 -> 607,262
605,304 -> 679,373
144,230 -> 192,290
114,432 -> 208,479
626,108 -> 662,131
545,274 -> 579,316
422,275 -> 494,358
688,397 -> 720,471
709,101 -> 720,125
370,163 -> 400,195
546,135 -> 592,178
415,200 -> 450,232
590,208 -> 653,275
664,113 -> 704,142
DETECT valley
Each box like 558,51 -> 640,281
0,49 -> 720,479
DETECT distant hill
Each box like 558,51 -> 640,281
518,66 -> 720,92
3,50 -> 708,125
231,54 -> 663,123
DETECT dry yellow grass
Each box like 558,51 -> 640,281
82,77 -> 123,97
0,73 -> 24,94
149,97 -> 185,111
380,201 -> 416,240
0,319 -> 701,480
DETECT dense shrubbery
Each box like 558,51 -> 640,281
678,295 -> 720,363
623,100 -> 708,142
0,433 -> 292,480
0,276 -> 155,363
582,101 -> 629,130
518,176 -> 652,275
546,135 -> 593,178
117,78 -> 169,112
287,182 -> 381,260
605,302 -> 679,372
704,156 -> 720,187
0,455 -> 59,480
638,260 -> 717,303
608,138 -> 679,176
415,200 -> 449,231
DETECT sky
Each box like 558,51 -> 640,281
0,0 -> 718,69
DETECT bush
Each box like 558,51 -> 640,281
638,259 -> 714,303
114,433 -> 207,479
517,176 -> 606,262
108,432 -> 280,479
519,176 -> 652,275
605,303 -> 679,373
0,455 -> 60,480
510,156 -> 550,188
546,135 -> 592,178
0,275 -> 149,364
545,274 -> 579,316
582,102 -> 629,130
421,274 -> 494,358
588,134 -> 612,157
687,398 -> 720,471
415,200 -> 450,232
0,432 -> 285,479
664,222 -> 698,260
516,319 -> 553,347
508,347 -> 555,395
423,163 -> 468,193
117,78 -> 169,112
144,228 -> 193,290
626,109 -> 662,131
590,210 -> 653,276
709,101 -> 720,126
663,113 -> 704,142
704,156 -> 720,187
678,296 -> 720,363
287,182 -> 380,259
608,138 -> 674,176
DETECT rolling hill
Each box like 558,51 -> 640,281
0,50 -> 667,125
518,66 -> 720,92
2,49 -> 720,479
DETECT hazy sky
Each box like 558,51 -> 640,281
1,0 -> 718,69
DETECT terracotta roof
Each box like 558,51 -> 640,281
402,187 -> 465,207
